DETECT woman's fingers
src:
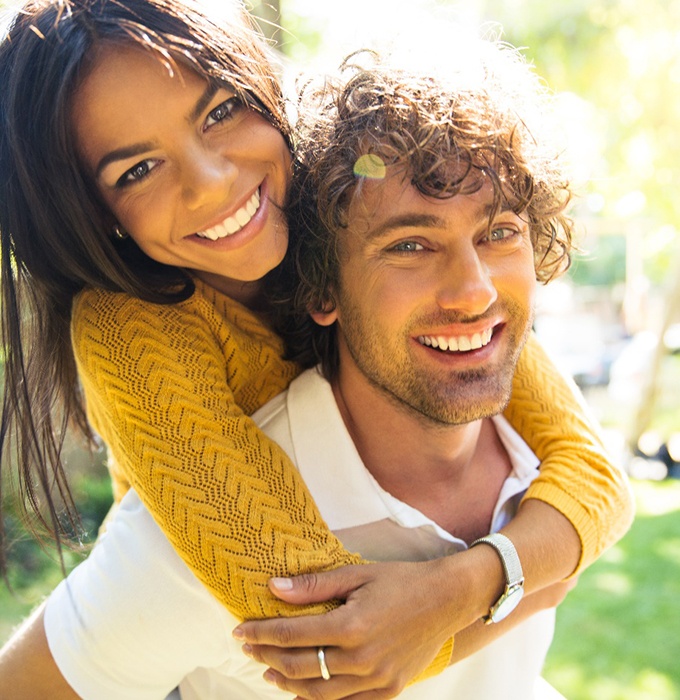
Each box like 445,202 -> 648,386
266,565 -> 372,605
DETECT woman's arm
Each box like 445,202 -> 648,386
72,285 -> 362,620
505,333 -> 635,572
235,500 -> 580,698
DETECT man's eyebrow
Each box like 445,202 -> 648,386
365,214 -> 445,240
363,197 -> 522,240
95,83 -> 220,179
482,200 -> 517,217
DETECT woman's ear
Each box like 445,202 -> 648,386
309,301 -> 338,326
310,306 -> 338,327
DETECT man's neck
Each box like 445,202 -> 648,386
331,360 -> 512,543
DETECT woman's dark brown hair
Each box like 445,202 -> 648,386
0,0 -> 290,572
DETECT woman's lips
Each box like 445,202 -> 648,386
195,188 -> 261,240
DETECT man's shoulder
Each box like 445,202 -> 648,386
252,367 -> 334,470
490,414 -> 539,477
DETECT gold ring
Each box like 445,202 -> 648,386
317,647 -> 331,681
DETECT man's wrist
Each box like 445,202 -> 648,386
470,533 -> 525,624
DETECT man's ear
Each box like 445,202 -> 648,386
310,307 -> 338,327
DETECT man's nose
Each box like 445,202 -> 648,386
436,247 -> 498,315
180,146 -> 238,211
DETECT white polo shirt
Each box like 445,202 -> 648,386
45,368 -> 557,700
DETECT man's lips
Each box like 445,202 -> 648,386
195,188 -> 261,240
417,326 -> 494,352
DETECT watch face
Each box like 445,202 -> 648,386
491,584 -> 524,623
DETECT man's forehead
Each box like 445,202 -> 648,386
346,167 -> 505,238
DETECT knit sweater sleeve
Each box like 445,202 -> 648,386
72,286 -> 365,619
504,333 -> 634,573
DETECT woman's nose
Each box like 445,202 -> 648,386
180,146 -> 239,211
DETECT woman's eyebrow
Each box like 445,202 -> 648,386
96,141 -> 157,179
186,82 -> 220,123
95,83 -> 220,179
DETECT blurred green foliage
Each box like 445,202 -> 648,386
1,466 -> 112,640
544,479 -> 680,700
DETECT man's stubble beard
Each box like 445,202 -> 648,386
338,300 -> 533,428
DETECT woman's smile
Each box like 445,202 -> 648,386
196,187 -> 261,240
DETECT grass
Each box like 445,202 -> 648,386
544,478 -> 680,700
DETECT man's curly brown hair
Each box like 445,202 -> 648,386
277,45 -> 574,376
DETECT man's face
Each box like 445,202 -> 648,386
317,169 -> 537,426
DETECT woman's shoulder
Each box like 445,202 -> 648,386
71,285 -> 212,355
72,284 -> 219,333
70,283 -> 278,354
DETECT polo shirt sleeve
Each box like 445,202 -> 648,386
44,490 -> 236,700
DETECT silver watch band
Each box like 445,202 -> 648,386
470,532 -> 524,584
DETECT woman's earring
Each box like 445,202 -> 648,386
112,224 -> 128,240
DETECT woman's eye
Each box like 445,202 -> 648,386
205,96 -> 244,128
117,159 -> 158,187
390,240 -> 424,253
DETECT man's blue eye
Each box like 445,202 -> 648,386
489,228 -> 516,241
391,241 -> 423,252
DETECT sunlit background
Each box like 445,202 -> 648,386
1,0 -> 680,698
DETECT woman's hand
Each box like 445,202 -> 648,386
233,559 -> 468,700
232,542 -> 578,700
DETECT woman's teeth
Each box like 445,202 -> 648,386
196,189 -> 260,240
418,328 -> 493,352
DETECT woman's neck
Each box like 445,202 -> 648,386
194,271 -> 266,310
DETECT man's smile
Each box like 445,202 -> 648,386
417,327 -> 494,353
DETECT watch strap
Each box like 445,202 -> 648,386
470,532 -> 524,585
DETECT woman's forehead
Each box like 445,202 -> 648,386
70,43 -> 210,170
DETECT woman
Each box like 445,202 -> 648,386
0,0 -> 632,695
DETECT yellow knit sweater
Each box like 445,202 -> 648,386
72,280 -> 633,677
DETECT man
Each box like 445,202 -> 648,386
2,42 -> 590,699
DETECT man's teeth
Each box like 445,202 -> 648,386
196,189 -> 260,240
417,328 -> 493,352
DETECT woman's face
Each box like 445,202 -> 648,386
71,43 -> 291,298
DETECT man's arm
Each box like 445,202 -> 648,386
0,604 -> 81,700
0,491 -> 237,700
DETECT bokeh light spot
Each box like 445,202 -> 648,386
353,154 -> 386,179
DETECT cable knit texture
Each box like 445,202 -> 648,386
506,337 -> 634,573
71,280 -> 633,681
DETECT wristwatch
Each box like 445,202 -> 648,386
470,532 -> 524,624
